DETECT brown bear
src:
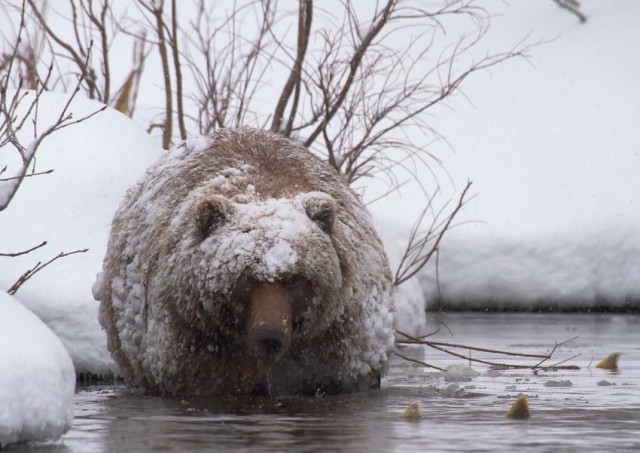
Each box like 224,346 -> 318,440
93,128 -> 395,396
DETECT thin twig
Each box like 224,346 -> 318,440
303,0 -> 396,148
393,351 -> 445,372
394,180 -> 473,286
1,36 -> 105,211
395,329 -> 580,371
137,0 -> 173,149
171,0 -> 186,140
398,333 -> 551,360
552,0 -> 587,23
271,0 -> 312,135
26,0 -> 99,98
8,248 -> 89,295
0,240 -> 47,257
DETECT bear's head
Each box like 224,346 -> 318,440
161,186 -> 353,374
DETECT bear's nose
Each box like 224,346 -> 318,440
255,328 -> 285,356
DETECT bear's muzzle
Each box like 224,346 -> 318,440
246,283 -> 293,361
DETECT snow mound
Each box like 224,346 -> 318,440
0,92 -> 163,374
375,218 -> 426,336
418,225 -> 640,310
443,365 -> 480,383
0,292 -> 75,448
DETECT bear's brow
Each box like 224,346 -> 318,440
236,141 -> 315,197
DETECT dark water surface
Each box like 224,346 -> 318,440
14,313 -> 640,452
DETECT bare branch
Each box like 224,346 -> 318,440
25,0 -> 99,99
84,0 -> 112,101
396,330 -> 581,371
137,0 -> 173,149
1,34 -> 106,211
7,248 -> 89,295
171,0 -> 186,139
271,0 -> 312,135
393,350 -> 445,371
182,0 -> 279,133
303,0 -> 396,148
552,0 -> 587,23
0,168 -> 53,181
0,240 -> 47,257
394,180 -> 473,286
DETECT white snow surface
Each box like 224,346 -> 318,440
443,365 -> 480,383
0,92 -> 162,374
375,220 -> 426,336
0,291 -> 75,447
368,1 -> 640,311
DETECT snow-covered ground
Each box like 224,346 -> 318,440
0,92 -> 161,374
0,291 -> 75,447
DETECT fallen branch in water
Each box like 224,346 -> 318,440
395,329 -> 581,371
393,350 -> 446,372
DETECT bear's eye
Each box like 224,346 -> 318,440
284,276 -> 303,290
304,197 -> 336,234
195,198 -> 229,240
292,317 -> 304,332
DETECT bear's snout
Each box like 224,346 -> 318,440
254,328 -> 285,355
247,283 -> 293,360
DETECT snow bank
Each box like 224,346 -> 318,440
375,219 -> 426,335
418,225 -> 640,310
369,2 -> 640,311
0,292 -> 75,447
0,92 -> 162,374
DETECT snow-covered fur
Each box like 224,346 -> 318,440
94,128 -> 395,396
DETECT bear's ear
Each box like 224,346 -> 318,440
303,193 -> 336,234
194,197 -> 230,240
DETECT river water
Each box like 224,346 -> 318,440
13,313 -> 640,452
